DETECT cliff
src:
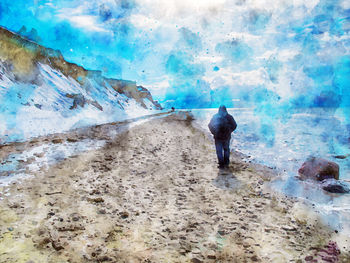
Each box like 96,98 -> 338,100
0,26 -> 162,143
0,26 -> 161,110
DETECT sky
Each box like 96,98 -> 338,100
0,0 -> 349,109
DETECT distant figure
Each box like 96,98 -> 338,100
208,105 -> 237,168
171,107 -> 175,112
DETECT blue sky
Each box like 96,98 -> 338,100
0,0 -> 349,109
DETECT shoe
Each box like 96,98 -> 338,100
224,161 -> 230,168
218,163 -> 225,169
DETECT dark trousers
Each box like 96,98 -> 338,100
215,139 -> 230,166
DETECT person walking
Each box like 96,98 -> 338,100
208,105 -> 237,168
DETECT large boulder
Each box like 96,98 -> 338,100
298,157 -> 339,181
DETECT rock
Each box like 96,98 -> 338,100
87,197 -> 104,203
90,189 -> 101,195
8,202 -> 19,208
98,209 -> 106,214
52,138 -> 63,144
191,248 -> 201,254
308,241 -> 341,262
70,213 -> 81,221
51,240 -> 64,251
89,100 -> 103,111
57,225 -> 85,231
33,152 -> 44,158
217,230 -> 226,235
334,154 -> 349,159
120,212 -> 129,219
47,211 -> 55,217
298,157 -> 339,181
251,256 -> 259,262
207,251 -> 216,260
67,93 -> 86,110
96,255 -> 111,262
35,236 -> 51,248
34,103 -> 42,109
191,258 -> 203,263
281,226 -> 297,232
321,179 -> 350,194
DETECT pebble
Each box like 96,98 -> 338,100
87,197 -> 104,203
207,251 -> 216,259
52,139 -> 63,144
120,212 -> 129,219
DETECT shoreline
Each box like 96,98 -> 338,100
0,111 -> 349,262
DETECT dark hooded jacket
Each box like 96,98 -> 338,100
208,105 -> 237,141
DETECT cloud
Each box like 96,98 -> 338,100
129,14 -> 160,29
204,68 -> 268,88
57,6 -> 110,33
68,15 -> 110,32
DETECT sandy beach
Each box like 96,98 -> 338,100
0,112 -> 349,263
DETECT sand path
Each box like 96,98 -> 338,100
0,112 -> 349,263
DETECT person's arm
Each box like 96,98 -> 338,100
208,118 -> 215,135
229,115 -> 237,132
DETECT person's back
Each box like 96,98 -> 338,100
208,106 -> 237,141
208,105 -> 237,168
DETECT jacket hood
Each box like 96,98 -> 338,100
218,105 -> 228,115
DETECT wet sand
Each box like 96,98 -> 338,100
0,112 -> 349,262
